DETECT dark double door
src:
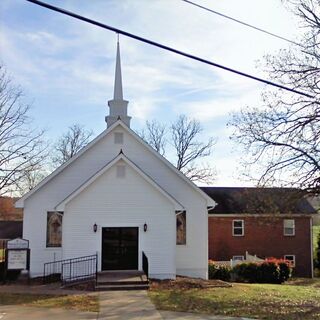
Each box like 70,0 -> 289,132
101,227 -> 138,270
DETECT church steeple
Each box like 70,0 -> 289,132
113,41 -> 123,100
105,40 -> 131,128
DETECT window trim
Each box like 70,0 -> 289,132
284,254 -> 296,267
283,219 -> 295,236
232,219 -> 244,237
176,211 -> 187,245
46,211 -> 63,248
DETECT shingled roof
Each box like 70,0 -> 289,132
201,187 -> 318,214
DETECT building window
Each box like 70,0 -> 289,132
233,220 -> 244,236
284,255 -> 296,267
114,132 -> 124,144
284,219 -> 295,236
232,255 -> 244,261
176,211 -> 186,245
46,212 -> 63,247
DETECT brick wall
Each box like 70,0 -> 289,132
208,215 -> 313,277
0,197 -> 23,221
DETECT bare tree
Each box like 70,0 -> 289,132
140,115 -> 216,183
172,115 -> 215,183
52,124 -> 93,166
0,65 -> 47,196
230,0 -> 320,194
16,164 -> 49,194
139,120 -> 166,156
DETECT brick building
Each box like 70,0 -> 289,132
202,187 -> 317,277
0,197 -> 23,251
0,197 -> 23,221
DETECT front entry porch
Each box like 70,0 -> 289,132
96,270 -> 149,291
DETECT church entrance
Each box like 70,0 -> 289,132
101,227 -> 139,270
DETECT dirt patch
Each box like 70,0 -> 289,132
63,280 -> 96,291
150,276 -> 232,290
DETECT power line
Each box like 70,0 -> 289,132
181,0 -> 301,47
25,0 -> 313,99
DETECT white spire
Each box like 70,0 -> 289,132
113,41 -> 123,100
105,39 -> 131,128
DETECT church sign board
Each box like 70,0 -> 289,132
6,238 -> 30,270
7,250 -> 28,270
7,238 -> 29,250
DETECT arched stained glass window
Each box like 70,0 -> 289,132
46,211 -> 63,247
176,211 -> 186,245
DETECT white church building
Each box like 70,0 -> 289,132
16,43 -> 216,280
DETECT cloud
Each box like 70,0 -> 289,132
0,0 -> 302,186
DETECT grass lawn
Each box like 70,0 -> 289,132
149,278 -> 320,320
0,292 -> 99,312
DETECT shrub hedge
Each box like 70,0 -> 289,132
208,258 -> 292,284
208,262 -> 231,281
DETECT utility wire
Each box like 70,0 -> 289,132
26,0 -> 313,99
182,0 -> 301,47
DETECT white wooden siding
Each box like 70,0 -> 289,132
63,159 -> 176,279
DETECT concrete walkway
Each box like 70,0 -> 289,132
98,290 -> 162,319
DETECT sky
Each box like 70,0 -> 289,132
0,0 -> 301,186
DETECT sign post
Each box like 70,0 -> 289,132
5,238 -> 30,283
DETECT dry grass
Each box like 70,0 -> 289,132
151,277 -> 232,290
149,278 -> 320,320
0,292 -> 99,312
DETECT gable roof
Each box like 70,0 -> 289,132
201,187 -> 317,215
55,152 -> 184,211
16,120 -> 215,208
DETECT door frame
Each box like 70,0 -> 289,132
100,225 -> 140,271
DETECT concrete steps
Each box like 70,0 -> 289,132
96,271 -> 149,291
96,283 -> 150,291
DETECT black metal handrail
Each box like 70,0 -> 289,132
61,254 -> 97,285
142,251 -> 149,280
43,254 -> 98,285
